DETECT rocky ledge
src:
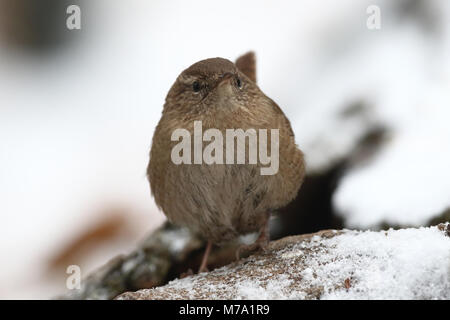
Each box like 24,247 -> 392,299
117,223 -> 450,300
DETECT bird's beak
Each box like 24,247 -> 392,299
216,72 -> 234,97
218,72 -> 234,85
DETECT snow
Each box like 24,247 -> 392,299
119,225 -> 450,300
307,226 -> 450,299
334,95 -> 450,227
318,2 -> 450,227
158,227 -> 192,255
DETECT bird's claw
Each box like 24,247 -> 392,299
198,266 -> 209,274
236,240 -> 269,260
180,269 -> 194,278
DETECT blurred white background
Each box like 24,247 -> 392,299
0,0 -> 449,299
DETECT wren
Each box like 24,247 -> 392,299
147,52 -> 305,273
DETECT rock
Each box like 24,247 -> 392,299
117,224 -> 450,300
60,222 -> 242,300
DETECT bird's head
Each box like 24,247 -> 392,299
164,57 -> 259,115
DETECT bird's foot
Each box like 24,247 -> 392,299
236,212 -> 271,260
180,269 -> 194,278
197,265 -> 209,274
236,238 -> 269,260
181,265 -> 209,277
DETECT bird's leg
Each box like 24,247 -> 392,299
198,240 -> 213,273
236,213 -> 270,260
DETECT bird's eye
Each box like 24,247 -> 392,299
236,77 -> 242,88
192,81 -> 201,92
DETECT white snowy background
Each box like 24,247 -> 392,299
0,0 -> 449,298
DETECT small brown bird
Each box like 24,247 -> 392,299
148,52 -> 305,273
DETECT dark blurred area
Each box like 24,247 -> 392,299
0,0 -> 84,53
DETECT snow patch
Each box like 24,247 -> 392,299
119,226 -> 450,300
